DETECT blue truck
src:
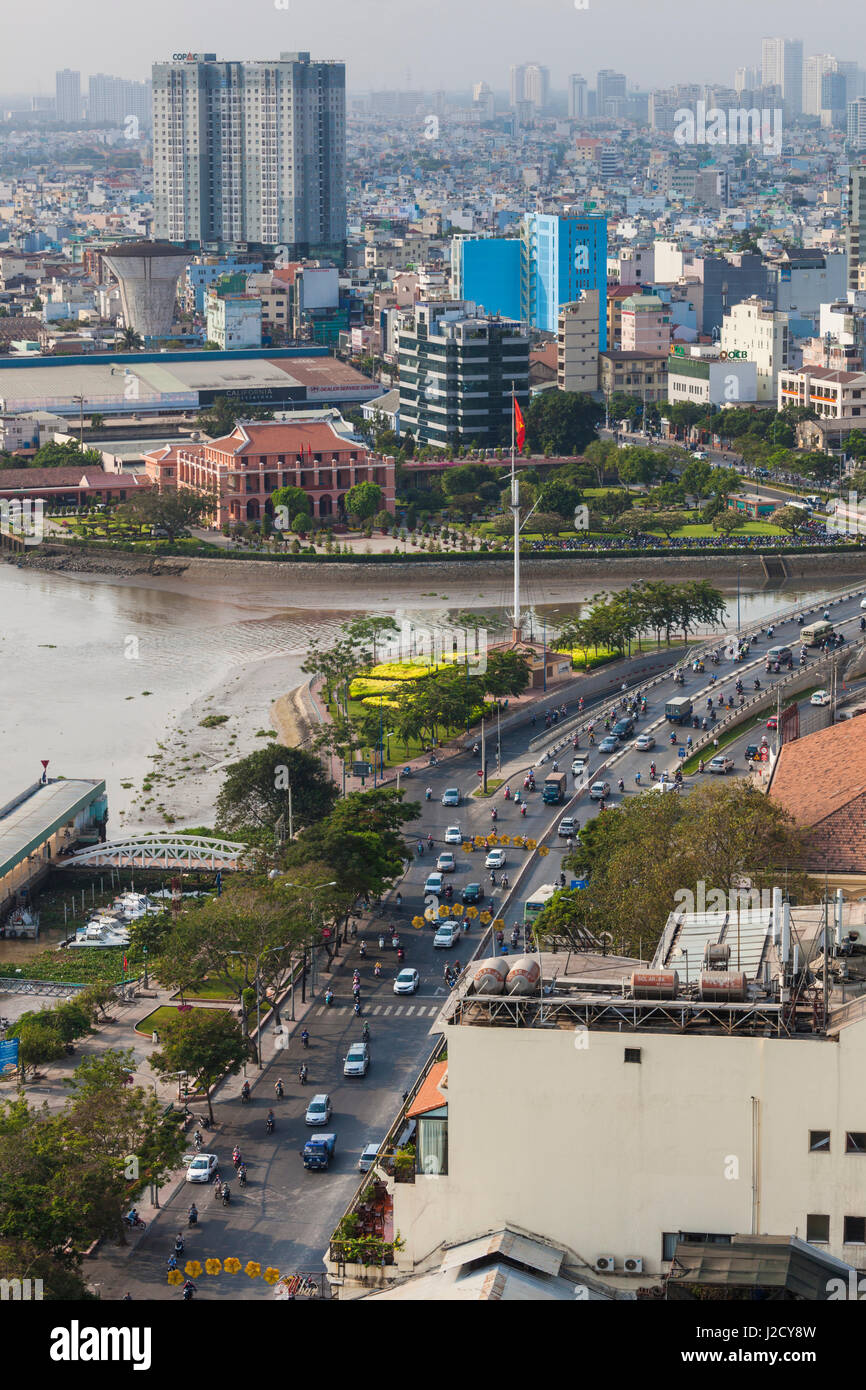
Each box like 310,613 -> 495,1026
302,1133 -> 336,1171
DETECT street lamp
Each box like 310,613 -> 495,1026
280,880 -> 338,1011
228,942 -> 294,1069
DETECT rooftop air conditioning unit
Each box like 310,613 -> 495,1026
623,1257 -> 643,1274
594,1255 -> 615,1273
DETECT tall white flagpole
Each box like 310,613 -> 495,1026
511,381 -> 520,642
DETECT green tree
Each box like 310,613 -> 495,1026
271,485 -> 311,531
119,327 -> 144,350
151,1010 -> 251,1122
526,391 -> 603,454
344,481 -> 383,521
215,744 -> 337,838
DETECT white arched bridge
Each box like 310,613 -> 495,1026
63,833 -> 251,871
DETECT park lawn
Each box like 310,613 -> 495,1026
172,978 -> 244,1002
331,696 -> 474,768
472,778 -> 505,798
646,521 -> 786,539
135,1003 -> 233,1035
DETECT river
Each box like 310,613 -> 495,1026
0,561 -> 851,834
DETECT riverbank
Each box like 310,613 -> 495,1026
11,543 -> 866,589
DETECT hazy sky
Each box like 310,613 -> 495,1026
11,0 -> 866,96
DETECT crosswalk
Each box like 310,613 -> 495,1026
313,1002 -> 442,1018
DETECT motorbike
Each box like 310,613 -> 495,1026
359,941 -> 367,957
238,1166 -> 247,1188
425,788 -> 432,801
298,1065 -> 308,1085
354,999 -> 362,1016
187,1206 -> 198,1227
521,804 -> 527,817
397,948 -> 405,964
183,1281 -> 197,1301
240,1084 -> 251,1105
221,1185 -> 231,1207
324,989 -> 334,1006
374,962 -> 382,978
266,1114 -> 275,1135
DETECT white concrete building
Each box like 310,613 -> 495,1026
152,51 -> 345,257
557,290 -> 600,392
205,292 -> 262,349
778,365 -> 866,421
382,896 -> 866,1288
667,345 -> 757,405
720,296 -> 789,402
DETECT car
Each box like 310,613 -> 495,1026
745,743 -> 760,760
590,780 -> 611,800
572,757 -> 590,777
434,922 -> 458,948
766,716 -> 778,730
599,735 -> 620,752
441,788 -> 460,806
305,1093 -> 332,1126
444,825 -> 462,844
692,450 -> 709,461
436,851 -> 456,873
755,467 -> 769,478
805,495 -> 823,508
424,872 -> 444,896
186,1153 -> 219,1184
635,732 -> 656,751
811,690 -> 831,707
358,1142 -> 382,1173
462,882 -> 485,904
343,1043 -> 370,1078
708,755 -> 735,774
558,816 -> 578,838
612,717 -> 634,738
393,967 -> 420,995
861,597 -> 866,610
485,848 -> 506,869
766,646 -> 793,667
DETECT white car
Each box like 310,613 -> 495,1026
572,755 -> 589,775
358,1143 -> 382,1173
590,780 -> 611,800
393,967 -> 420,995
343,1043 -> 370,1078
186,1153 -> 219,1184
305,1093 -> 332,1126
485,848 -> 506,869
635,733 -> 655,751
444,825 -> 462,845
436,851 -> 456,873
861,597 -> 866,609
434,923 -> 458,948
424,872 -> 443,896
810,690 -> 831,706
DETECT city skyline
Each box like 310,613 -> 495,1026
5,0 -> 866,97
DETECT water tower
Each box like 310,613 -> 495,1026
102,241 -> 190,340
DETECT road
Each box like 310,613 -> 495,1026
93,581 -> 866,1300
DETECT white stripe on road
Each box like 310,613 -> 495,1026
404,1006 -> 414,1015
393,1006 -> 404,1015
428,1007 -> 439,1016
372,1005 -> 383,1014
315,1007 -> 325,1017
383,1006 -> 393,1015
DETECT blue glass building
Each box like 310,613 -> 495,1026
451,236 -> 522,321
521,213 -> 607,345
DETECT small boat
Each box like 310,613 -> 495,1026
2,907 -> 40,939
66,917 -> 132,948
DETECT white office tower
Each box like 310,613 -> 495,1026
152,52 -> 346,258
804,55 -> 838,116
761,37 -> 803,116
55,69 -> 82,122
523,64 -> 550,111
509,65 -> 526,106
568,75 -> 588,119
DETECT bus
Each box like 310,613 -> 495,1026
523,883 -> 559,927
801,619 -> 835,647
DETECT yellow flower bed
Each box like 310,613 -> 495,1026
366,656 -> 458,681
348,677 -> 403,698
570,646 -> 618,670
361,696 -> 401,709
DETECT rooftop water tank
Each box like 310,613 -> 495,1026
473,957 -> 510,994
505,955 -> 541,995
630,969 -> 679,1000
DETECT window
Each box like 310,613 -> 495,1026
846,1132 -> 866,1153
662,1231 -> 731,1262
624,1048 -> 641,1064
806,1214 -> 830,1244
844,1216 -> 866,1244
810,1131 -> 831,1152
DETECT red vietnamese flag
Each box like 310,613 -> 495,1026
514,397 -> 525,451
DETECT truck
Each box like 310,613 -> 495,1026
302,1133 -> 336,1171
665,696 -> 693,724
542,771 -> 567,804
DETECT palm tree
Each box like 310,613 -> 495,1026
119,327 -> 144,351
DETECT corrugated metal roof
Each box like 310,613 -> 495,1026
670,1234 -> 855,1300
440,1227 -> 565,1278
0,779 -> 105,879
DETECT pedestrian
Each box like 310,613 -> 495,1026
713,737 -> 719,750
151,1029 -> 159,1045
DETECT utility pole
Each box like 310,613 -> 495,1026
481,715 -> 487,793
510,381 -> 521,642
